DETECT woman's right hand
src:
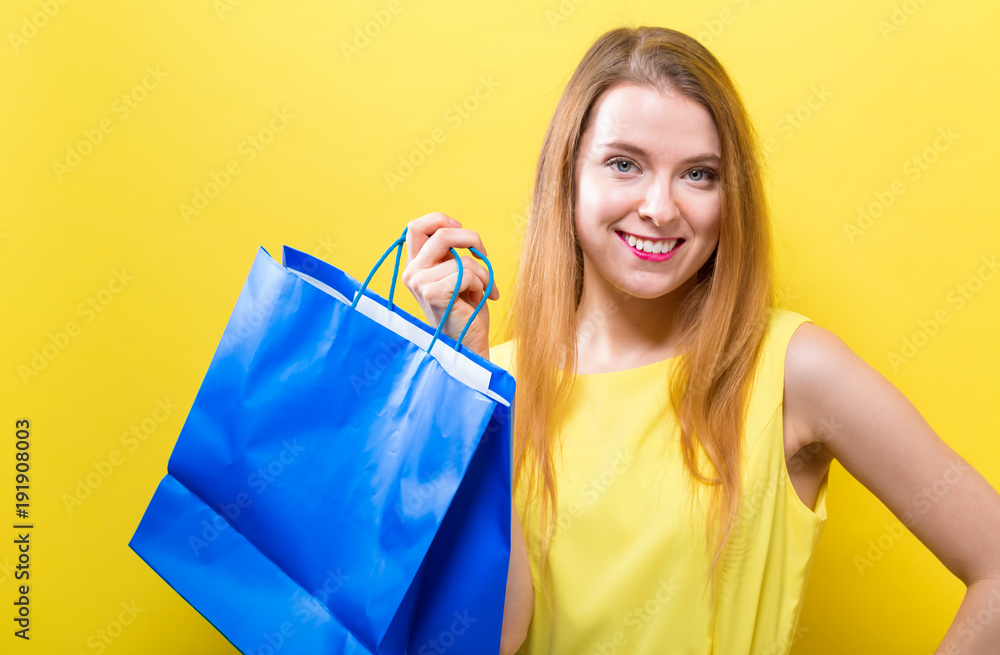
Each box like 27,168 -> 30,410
401,212 -> 500,360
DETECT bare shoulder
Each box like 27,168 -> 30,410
784,320 -> 850,379
776,320 -> 846,507
779,318 -> 1000,586
781,320 -> 851,459
781,317 -> 911,455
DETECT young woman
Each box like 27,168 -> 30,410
401,25 -> 1000,655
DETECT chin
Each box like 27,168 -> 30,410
615,283 -> 684,300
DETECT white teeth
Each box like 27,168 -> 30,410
620,231 -> 679,254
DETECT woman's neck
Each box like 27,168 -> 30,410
573,278 -> 696,374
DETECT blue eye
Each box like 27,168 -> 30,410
688,167 -> 717,182
609,157 -> 635,173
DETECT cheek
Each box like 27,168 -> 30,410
679,192 -> 721,234
574,183 -> 610,254
578,173 -> 628,221
575,180 -> 601,229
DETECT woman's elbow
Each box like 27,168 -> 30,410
500,503 -> 534,653
498,596 -> 532,655
499,532 -> 534,651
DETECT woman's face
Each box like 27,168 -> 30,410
573,82 -> 722,303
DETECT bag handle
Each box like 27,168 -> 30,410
351,225 -> 494,354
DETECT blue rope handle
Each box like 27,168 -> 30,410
351,225 -> 495,354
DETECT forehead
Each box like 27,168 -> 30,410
581,82 -> 720,155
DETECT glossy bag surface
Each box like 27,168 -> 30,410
129,236 -> 514,654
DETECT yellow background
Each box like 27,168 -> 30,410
2,0 -> 998,653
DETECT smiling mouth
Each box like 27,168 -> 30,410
615,230 -> 684,255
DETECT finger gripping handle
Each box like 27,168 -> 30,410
352,225 -> 494,354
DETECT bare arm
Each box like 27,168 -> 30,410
785,322 -> 1000,652
402,212 -> 534,652
501,499 -> 534,654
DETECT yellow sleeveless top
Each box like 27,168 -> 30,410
490,307 -> 828,655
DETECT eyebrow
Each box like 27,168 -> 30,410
596,140 -> 721,165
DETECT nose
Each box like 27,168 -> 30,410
637,175 -> 679,227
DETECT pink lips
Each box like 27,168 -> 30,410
616,231 -> 683,262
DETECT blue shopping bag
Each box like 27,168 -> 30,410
129,226 -> 515,654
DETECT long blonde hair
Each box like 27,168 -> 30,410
495,25 -> 775,612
